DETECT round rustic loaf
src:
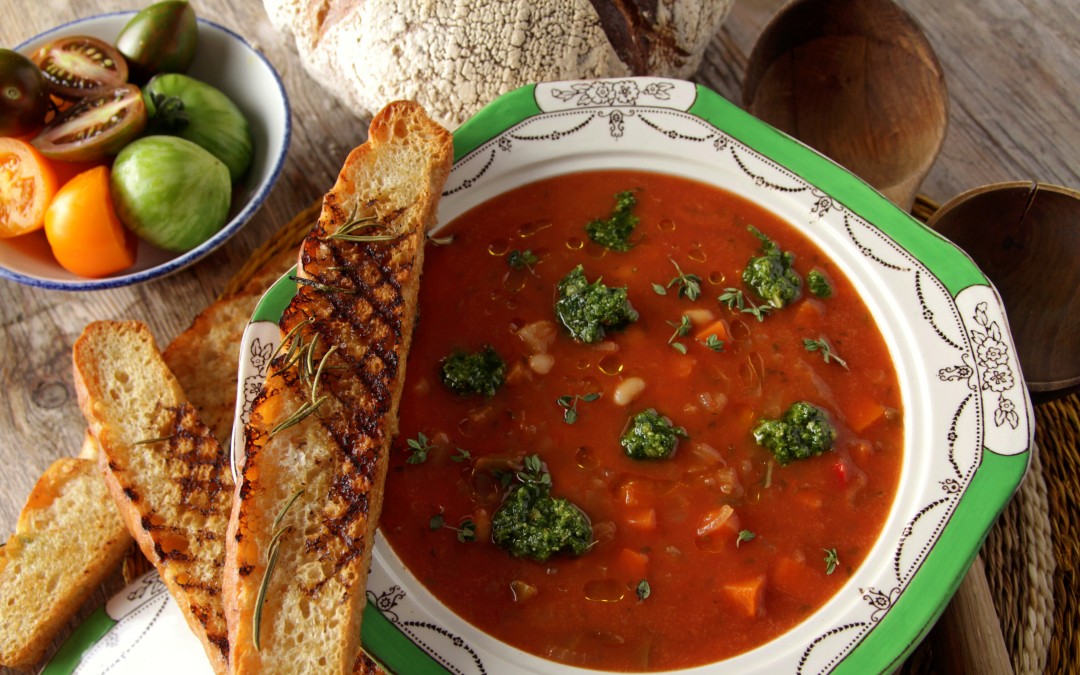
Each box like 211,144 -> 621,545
263,0 -> 734,130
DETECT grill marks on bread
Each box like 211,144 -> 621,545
73,321 -> 233,674
225,101 -> 452,674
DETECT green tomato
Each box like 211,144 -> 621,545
115,0 -> 198,83
110,135 -> 231,252
144,73 -> 253,182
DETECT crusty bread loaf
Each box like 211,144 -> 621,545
0,458 -> 131,670
225,100 -> 453,674
73,321 -> 234,674
264,0 -> 734,129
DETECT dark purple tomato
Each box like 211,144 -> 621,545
0,48 -> 50,136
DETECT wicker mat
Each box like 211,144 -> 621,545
237,198 -> 1072,674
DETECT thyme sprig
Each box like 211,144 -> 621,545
254,488 -> 305,651
719,288 -> 773,322
405,432 -> 433,464
824,548 -> 840,575
666,315 -> 692,354
556,392 -> 600,424
803,337 -> 849,369
666,258 -> 702,300
429,512 -> 478,542
736,529 -> 756,548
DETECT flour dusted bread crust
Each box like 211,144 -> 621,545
0,458 -> 131,670
263,0 -> 734,129
225,101 -> 452,674
73,321 -> 234,674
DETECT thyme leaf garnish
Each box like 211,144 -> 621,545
406,432 -> 433,464
699,334 -> 725,352
803,337 -> 849,369
824,548 -> 840,575
719,288 -> 773,322
666,259 -> 702,301
636,579 -> 651,601
666,315 -> 692,353
556,392 -> 600,424
736,529 -> 756,548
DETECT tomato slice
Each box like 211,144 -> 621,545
31,84 -> 147,161
31,35 -> 128,99
0,137 -> 58,237
44,165 -> 136,277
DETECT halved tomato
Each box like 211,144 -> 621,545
0,137 -> 58,237
31,84 -> 147,161
31,35 -> 128,99
45,165 -> 136,277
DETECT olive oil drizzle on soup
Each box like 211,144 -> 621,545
381,170 -> 903,671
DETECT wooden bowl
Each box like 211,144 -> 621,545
742,0 -> 948,210
927,181 -> 1080,399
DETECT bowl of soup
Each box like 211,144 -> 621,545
237,77 -> 1033,673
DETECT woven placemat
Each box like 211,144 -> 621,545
237,197 -> 1069,674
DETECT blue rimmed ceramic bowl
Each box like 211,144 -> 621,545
1,12 -> 290,291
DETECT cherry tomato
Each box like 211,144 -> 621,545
44,165 -> 136,277
0,137 -> 58,238
0,49 -> 51,137
32,84 -> 147,161
31,35 -> 128,99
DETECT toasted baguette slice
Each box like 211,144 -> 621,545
225,101 -> 453,674
73,321 -> 234,674
0,458 -> 131,669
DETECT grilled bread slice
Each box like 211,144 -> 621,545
73,321 -> 234,674
225,101 -> 452,674
0,458 -> 131,669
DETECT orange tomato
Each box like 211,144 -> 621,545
44,165 -> 136,277
0,137 -> 58,238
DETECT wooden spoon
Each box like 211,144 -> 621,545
928,181 -> 1080,400
742,0 -> 948,210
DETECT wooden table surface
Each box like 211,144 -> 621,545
1,0 -> 1077,672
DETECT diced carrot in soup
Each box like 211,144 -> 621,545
721,575 -> 767,618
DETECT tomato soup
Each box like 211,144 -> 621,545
380,170 -> 903,671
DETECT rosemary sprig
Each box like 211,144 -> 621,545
803,337 -> 849,369
308,345 -> 338,404
272,316 -> 315,364
719,288 -> 773,322
326,215 -> 399,243
134,434 -> 175,445
292,276 -> 357,295
268,394 -> 328,438
254,488 -> 305,651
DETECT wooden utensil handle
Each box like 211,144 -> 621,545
931,552 -> 1014,675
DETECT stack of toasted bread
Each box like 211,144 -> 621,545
0,101 -> 452,674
